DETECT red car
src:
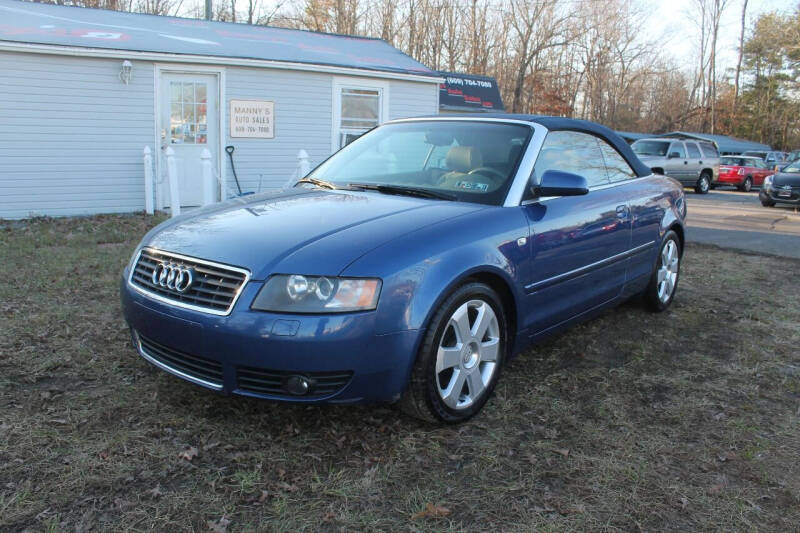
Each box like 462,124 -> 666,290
715,156 -> 775,192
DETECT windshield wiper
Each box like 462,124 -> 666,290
295,177 -> 338,190
348,183 -> 456,201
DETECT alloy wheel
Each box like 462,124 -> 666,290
657,240 -> 679,303
435,299 -> 500,410
698,176 -> 710,193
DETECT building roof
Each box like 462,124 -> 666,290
0,0 -> 436,78
655,131 -> 771,154
615,131 -> 650,143
438,71 -> 504,112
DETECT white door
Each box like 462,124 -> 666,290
159,72 -> 219,207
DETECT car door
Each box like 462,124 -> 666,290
521,130 -> 632,335
685,142 -> 703,180
665,141 -> 688,181
749,160 -> 761,185
598,141 -> 665,292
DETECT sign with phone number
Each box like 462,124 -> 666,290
230,100 -> 274,138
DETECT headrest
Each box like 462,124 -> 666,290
446,146 -> 483,173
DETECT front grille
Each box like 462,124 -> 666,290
770,186 -> 800,200
237,366 -> 353,398
137,334 -> 224,387
129,248 -> 249,315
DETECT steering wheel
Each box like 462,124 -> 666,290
467,166 -> 506,183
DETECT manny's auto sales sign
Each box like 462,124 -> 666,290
230,100 -> 274,138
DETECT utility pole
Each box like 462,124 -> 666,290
205,0 -> 212,20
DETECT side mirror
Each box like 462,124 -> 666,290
668,152 -> 681,159
532,170 -> 589,197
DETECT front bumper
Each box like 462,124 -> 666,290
760,187 -> 800,205
120,274 -> 420,404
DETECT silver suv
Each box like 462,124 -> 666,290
632,137 -> 720,194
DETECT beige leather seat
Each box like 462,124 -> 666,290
438,146 -> 484,188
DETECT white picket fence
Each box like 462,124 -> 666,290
143,147 -> 312,218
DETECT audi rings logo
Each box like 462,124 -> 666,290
152,262 -> 194,293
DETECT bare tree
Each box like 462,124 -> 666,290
733,0 -> 748,108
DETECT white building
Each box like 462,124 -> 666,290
0,0 -> 440,219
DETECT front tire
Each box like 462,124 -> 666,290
695,173 -> 711,194
644,231 -> 681,312
761,199 -> 775,207
399,282 -> 506,423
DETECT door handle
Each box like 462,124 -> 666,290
684,161 -> 688,164
615,205 -> 629,219
699,160 -> 703,164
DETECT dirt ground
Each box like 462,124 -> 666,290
1,214 -> 799,532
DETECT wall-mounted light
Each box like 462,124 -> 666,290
119,60 -> 133,85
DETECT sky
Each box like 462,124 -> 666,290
643,0 -> 798,76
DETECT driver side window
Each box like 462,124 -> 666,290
531,131 -> 610,189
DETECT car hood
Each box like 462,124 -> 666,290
772,172 -> 800,187
143,188 -> 485,279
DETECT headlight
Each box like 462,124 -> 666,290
764,175 -> 773,189
252,275 -> 381,313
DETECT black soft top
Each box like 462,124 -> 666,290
420,114 -> 653,178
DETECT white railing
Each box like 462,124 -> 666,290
143,146 -> 154,215
284,149 -> 311,188
145,147 -> 312,216
165,146 -> 181,217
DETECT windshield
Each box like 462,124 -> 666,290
632,140 -> 670,157
721,157 -> 747,166
305,121 -> 532,205
783,162 -> 800,173
742,151 -> 767,159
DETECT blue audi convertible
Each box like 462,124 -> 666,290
121,116 -> 686,423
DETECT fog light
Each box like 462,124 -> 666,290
285,375 -> 310,395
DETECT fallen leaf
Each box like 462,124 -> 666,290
145,485 -> 163,499
178,446 -> 199,462
277,481 -> 299,493
717,451 -> 736,462
258,490 -> 270,503
207,516 -> 231,533
708,483 -> 725,495
552,448 -> 570,458
412,503 -> 451,520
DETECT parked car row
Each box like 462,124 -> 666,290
630,136 -> 798,199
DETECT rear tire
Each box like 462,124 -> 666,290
399,282 -> 507,423
644,231 -> 681,312
738,176 -> 753,192
695,173 -> 711,194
